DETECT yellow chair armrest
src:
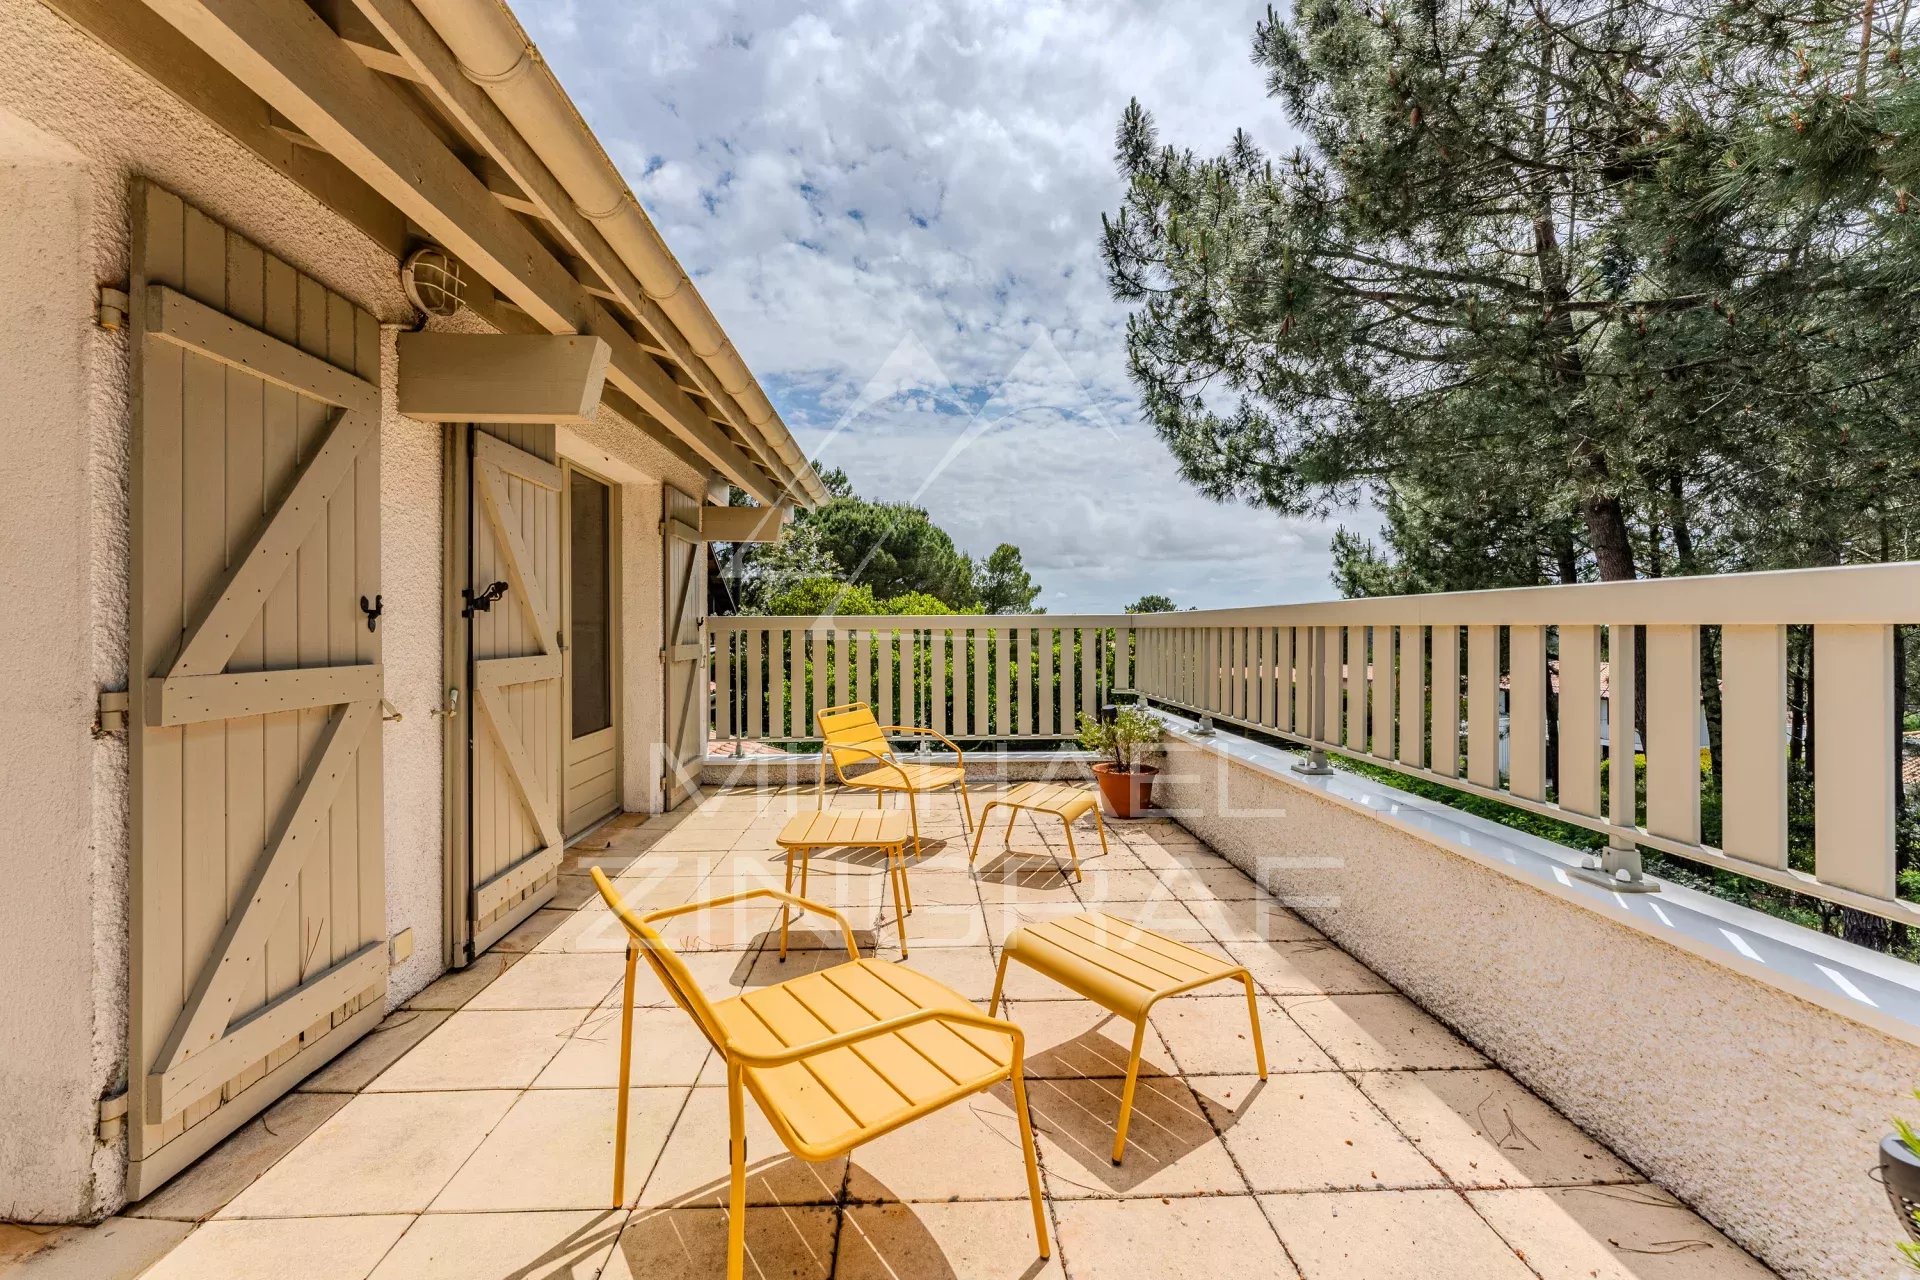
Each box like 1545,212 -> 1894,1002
727,1005 -> 1023,1068
641,887 -> 860,959
880,725 -> 966,763
821,740 -> 909,789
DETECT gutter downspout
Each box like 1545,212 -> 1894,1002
412,0 -> 824,506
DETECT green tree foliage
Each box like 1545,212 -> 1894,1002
1102,0 -> 1920,590
1127,594 -> 1178,612
976,543 -> 1044,613
798,497 -> 980,608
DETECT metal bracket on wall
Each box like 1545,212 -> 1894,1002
94,689 -> 129,737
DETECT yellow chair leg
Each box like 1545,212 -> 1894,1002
958,780 -> 975,834
1010,1054 -> 1051,1260
907,789 -> 923,858
1003,805 -> 1018,850
897,845 -> 914,913
612,944 -> 638,1208
1111,1019 -> 1149,1164
779,850 -> 796,961
890,854 -> 910,959
988,949 -> 1012,1017
968,804 -> 997,869
1060,816 -> 1084,883
726,1062 -> 748,1280
1093,805 -> 1111,860
1240,972 -> 1269,1078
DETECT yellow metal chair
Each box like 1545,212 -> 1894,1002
590,869 -> 1050,1279
816,701 -> 973,855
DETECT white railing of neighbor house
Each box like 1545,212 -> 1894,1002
711,562 -> 1920,926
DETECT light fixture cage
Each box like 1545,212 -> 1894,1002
401,245 -> 467,318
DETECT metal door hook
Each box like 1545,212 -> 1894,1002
360,594 -> 383,632
462,580 -> 508,617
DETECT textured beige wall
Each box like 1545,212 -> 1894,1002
0,0 -> 429,1219
1155,734 -> 1920,1280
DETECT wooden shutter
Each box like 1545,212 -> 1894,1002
661,485 -> 707,807
467,428 -> 564,950
127,184 -> 386,1197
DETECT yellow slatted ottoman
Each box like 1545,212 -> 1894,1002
967,781 -> 1110,882
989,911 -> 1267,1162
776,809 -> 917,958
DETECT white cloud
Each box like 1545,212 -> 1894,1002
522,0 -> 1360,608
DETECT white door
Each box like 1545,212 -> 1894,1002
563,465 -> 619,835
661,485 -> 707,808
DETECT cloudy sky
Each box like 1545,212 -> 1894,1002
521,0 -> 1366,610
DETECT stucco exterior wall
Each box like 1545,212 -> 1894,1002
0,0 -> 437,1220
1154,734 -> 1920,1280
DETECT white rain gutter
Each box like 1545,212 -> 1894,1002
412,0 -> 824,506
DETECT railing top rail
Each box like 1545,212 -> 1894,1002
709,613 -> 1141,630
1120,561 -> 1920,628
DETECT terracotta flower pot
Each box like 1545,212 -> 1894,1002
1093,762 -> 1158,819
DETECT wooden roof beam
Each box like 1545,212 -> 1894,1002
346,0 -> 810,505
141,0 -> 785,506
310,0 -> 420,81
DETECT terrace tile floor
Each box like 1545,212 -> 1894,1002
3,784 -> 1776,1280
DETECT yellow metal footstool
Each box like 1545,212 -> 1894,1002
968,782 -> 1109,882
989,911 -> 1267,1163
776,809 -> 916,958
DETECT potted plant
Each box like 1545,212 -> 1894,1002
1080,704 -> 1163,818
1878,1097 -> 1920,1269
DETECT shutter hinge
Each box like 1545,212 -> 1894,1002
97,1090 -> 128,1142
94,689 -> 129,737
96,286 -> 129,332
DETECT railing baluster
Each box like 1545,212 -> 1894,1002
1557,625 -> 1602,816
931,628 -> 947,735
1721,624 -> 1788,869
1813,624 -> 1897,898
1396,625 -> 1424,769
995,627 -> 1012,740
712,628 -> 733,740
1608,622 -> 1637,832
746,626 -> 764,741
1466,624 -> 1499,787
1508,625 -> 1547,800
971,626 -> 988,737
1345,626 -> 1367,750
1039,626 -> 1055,737
1371,626 -> 1395,760
1431,625 -> 1460,778
1645,624 -> 1702,844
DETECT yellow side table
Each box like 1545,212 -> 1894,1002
775,809 -> 916,958
991,911 -> 1267,1163
967,781 -> 1110,882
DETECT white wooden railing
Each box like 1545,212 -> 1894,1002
710,614 -> 1139,743
712,563 -> 1919,925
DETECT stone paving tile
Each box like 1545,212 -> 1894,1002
1029,1076 -> 1246,1199
365,1008 -> 583,1092
838,1201 -> 1064,1280
218,1090 -> 517,1217
367,1210 -> 622,1280
125,1092 -> 350,1221
1467,1185 -> 1779,1279
138,1216 -> 411,1280
5,1218 -> 192,1279
1261,1189 -> 1537,1280
599,1206 -> 837,1280
1053,1196 -> 1299,1279
432,1087 -> 686,1212
1198,1073 -> 1444,1194
1354,1069 -> 1639,1189
65,786 -> 1778,1280
1282,993 -> 1491,1071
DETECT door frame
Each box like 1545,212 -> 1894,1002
440,423 -> 472,968
560,459 -> 622,837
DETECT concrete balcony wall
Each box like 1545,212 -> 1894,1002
1154,728 -> 1920,1280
